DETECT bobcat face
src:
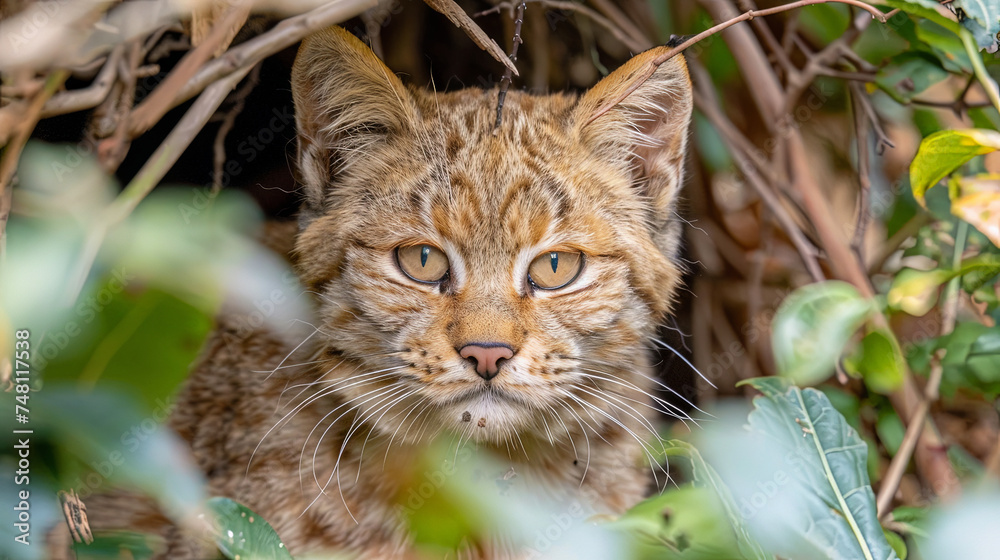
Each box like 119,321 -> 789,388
290,27 -> 692,445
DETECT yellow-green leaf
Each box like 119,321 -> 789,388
888,268 -> 953,316
952,191 -> 1000,247
910,129 -> 1000,206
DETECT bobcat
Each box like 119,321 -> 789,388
53,25 -> 694,559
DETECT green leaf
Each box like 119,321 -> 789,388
876,407 -> 907,456
885,0 -> 963,35
874,53 -> 950,103
705,383 -> 900,560
617,485 -> 754,560
922,490 -> 1000,560
771,282 -> 875,386
890,506 -> 930,538
883,529 -> 908,560
914,19 -> 974,73
844,328 -> 906,394
907,322 -> 1000,397
205,498 -> 292,560
40,283 -> 212,410
888,268 -> 953,316
953,0 -> 1000,51
0,389 -> 205,522
660,441 -> 773,560
889,255 -> 1000,316
910,129 -> 1000,207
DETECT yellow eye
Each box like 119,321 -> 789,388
396,244 -> 449,283
528,251 -> 583,290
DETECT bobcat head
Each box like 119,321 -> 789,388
290,26 -> 692,448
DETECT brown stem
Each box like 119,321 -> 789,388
876,223 -> 968,517
126,0 -> 252,138
690,61 -> 825,282
585,0 -> 890,125
850,82 -> 871,261
494,1 -> 527,130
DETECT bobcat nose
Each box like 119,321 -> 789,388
459,343 -> 514,381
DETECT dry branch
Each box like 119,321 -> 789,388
585,0 -> 890,126
423,0 -> 519,76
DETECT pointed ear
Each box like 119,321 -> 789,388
291,26 -> 415,222
575,49 -> 693,232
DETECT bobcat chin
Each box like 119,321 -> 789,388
54,26 -> 693,559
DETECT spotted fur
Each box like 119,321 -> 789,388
51,26 -> 693,560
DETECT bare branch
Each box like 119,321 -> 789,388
494,2 -> 527,130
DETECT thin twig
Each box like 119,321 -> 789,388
494,1 -> 527,130
850,82 -> 871,261
876,221 -> 969,518
423,0 -> 519,76
160,0 -> 379,130
690,61 -> 824,282
585,0 -> 890,125
127,0 -> 252,137
587,0 -> 653,51
476,0 -> 647,53
212,63 -> 262,193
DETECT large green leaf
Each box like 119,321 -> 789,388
910,129 -> 1000,207
743,381 -> 899,560
953,0 -> 1000,51
205,498 -> 293,560
772,282 -> 876,387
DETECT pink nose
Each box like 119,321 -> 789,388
459,343 -> 514,380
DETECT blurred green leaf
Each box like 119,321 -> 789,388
885,0 -> 964,35
915,19 -> 974,72
659,441 -> 773,560
907,322 -> 1000,397
889,255 -> 1000,316
843,328 -> 906,394
618,485 -> 753,560
797,3 -> 849,45
0,389 -> 205,522
772,282 -> 875,387
890,506 -> 930,538
205,497 -> 293,560
910,129 -> 1000,206
884,529 -> 907,560
73,531 -> 157,560
874,53 -> 950,103
921,488 -> 1000,559
876,406 -> 907,456
40,283 -> 211,410
888,268 -> 952,316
